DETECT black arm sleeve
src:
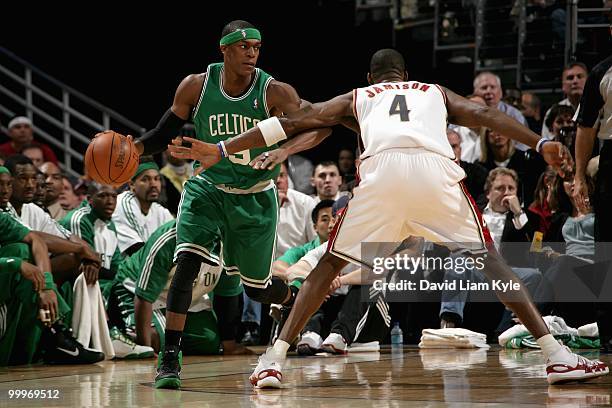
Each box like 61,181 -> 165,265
137,109 -> 188,155
212,293 -> 241,341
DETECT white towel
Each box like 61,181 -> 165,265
71,274 -> 114,359
419,328 -> 489,349
498,315 -> 594,347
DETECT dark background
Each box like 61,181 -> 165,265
1,1 -> 472,164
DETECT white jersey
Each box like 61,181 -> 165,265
112,191 -> 174,253
3,202 -> 71,238
353,81 -> 453,159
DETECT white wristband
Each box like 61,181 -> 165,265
535,138 -> 549,154
257,116 -> 287,146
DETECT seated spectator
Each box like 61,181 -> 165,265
544,104 -> 575,141
0,116 -> 58,165
521,92 -> 542,134
447,129 -> 488,203
273,199 -> 334,281
276,161 -> 317,257
60,175 -> 82,211
287,154 -> 315,195
40,162 -> 66,221
528,168 -> 558,236
111,158 -> 173,256
288,197 -> 390,354
0,210 -> 104,366
106,220 -> 248,356
479,128 -> 546,206
311,161 -> 347,203
536,172 -> 598,328
542,62 -> 588,140
338,148 -> 356,191
451,94 -> 487,163
33,171 -> 48,211
22,144 -> 45,169
440,168 -> 542,331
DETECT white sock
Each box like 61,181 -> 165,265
270,340 -> 290,360
537,334 -> 563,360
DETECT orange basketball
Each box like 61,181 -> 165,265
85,130 -> 139,186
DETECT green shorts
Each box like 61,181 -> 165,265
176,176 -> 278,289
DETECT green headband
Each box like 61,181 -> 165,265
219,28 -> 261,46
132,162 -> 159,181
0,166 -> 10,176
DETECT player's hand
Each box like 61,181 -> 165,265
78,244 -> 101,267
222,340 -> 255,355
249,148 -> 287,170
19,261 -> 45,292
501,195 -> 522,215
329,277 -> 342,292
167,136 -> 221,169
541,142 -> 572,178
126,134 -> 143,156
80,261 -> 100,285
38,289 -> 58,326
572,175 -> 591,214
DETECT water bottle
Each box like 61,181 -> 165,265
390,322 -> 403,346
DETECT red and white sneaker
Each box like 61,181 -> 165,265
250,348 -> 284,389
321,333 -> 348,355
546,347 -> 609,384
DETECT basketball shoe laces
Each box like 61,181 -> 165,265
159,347 -> 181,375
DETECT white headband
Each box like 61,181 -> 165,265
8,116 -> 32,129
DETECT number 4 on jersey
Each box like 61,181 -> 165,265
389,95 -> 410,121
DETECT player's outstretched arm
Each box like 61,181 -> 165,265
134,74 -> 203,156
168,92 -> 354,168
444,86 -> 570,172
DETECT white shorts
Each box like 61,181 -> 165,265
329,149 -> 491,267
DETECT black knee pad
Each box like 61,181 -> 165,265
167,251 -> 206,314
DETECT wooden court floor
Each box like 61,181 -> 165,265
0,346 -> 610,407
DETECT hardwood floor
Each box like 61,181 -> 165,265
0,346 -> 610,407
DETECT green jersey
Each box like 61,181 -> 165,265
0,212 -> 29,248
192,62 -> 280,189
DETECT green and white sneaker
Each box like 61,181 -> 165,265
155,346 -> 182,389
110,327 -> 154,359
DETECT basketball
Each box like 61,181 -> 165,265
85,130 -> 139,186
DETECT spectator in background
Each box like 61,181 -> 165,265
60,176 -> 82,211
0,117 -> 58,165
22,144 -> 45,169
273,199 -> 334,282
451,94 -> 487,163
542,62 -> 588,140
311,161 -> 345,203
473,72 -> 528,126
40,162 -> 66,221
33,172 -> 48,211
544,103 -> 575,140
287,155 -> 315,196
159,150 -> 192,216
337,148 -> 356,191
479,128 -> 546,206
521,92 -> 542,134
528,168 -> 558,236
275,162 -> 316,257
447,129 -> 488,203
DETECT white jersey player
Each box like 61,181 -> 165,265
167,48 -> 608,388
